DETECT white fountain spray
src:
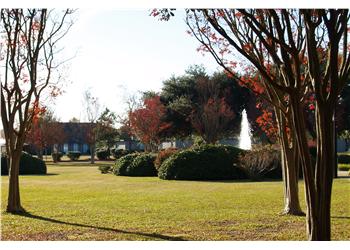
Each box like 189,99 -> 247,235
239,109 -> 252,150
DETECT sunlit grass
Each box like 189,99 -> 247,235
1,163 -> 349,241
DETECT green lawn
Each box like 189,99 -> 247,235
1,161 -> 349,241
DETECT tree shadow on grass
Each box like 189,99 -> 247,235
331,216 -> 350,220
14,211 -> 186,241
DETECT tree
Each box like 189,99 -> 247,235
160,66 -> 248,140
190,75 -> 235,143
82,89 -> 100,164
26,108 -> 66,159
129,95 -> 171,152
182,10 -> 306,216
0,9 -> 74,213
94,108 -> 119,150
182,9 -> 350,240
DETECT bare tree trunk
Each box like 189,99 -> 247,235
333,117 -> 338,179
314,104 -> 334,240
275,108 -> 304,216
90,144 -> 95,164
290,96 -> 320,240
6,150 -> 24,213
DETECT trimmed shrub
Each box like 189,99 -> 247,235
51,152 -> 63,162
158,144 -> 246,180
126,153 -> 157,176
111,149 -> 129,159
154,148 -> 178,170
1,152 -> 47,175
96,148 -> 110,160
338,164 -> 350,171
238,146 -> 281,181
67,151 -> 81,161
113,153 -> 140,176
338,154 -> 350,164
98,165 -> 112,174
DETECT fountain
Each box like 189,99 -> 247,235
239,109 -> 252,150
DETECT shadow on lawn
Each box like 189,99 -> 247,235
332,216 -> 350,220
15,211 -> 186,241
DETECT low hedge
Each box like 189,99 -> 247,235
126,153 -> 157,176
113,153 -> 140,176
96,148 -> 110,160
98,165 -> 112,174
1,152 -> 47,175
51,152 -> 63,162
113,153 -> 157,177
338,154 -> 350,164
67,151 -> 81,161
338,164 -> 350,171
111,149 -> 130,159
158,144 -> 246,180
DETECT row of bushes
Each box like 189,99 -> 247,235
102,145 -> 279,180
1,152 -> 47,175
50,148 -> 144,162
101,144 -> 348,181
51,151 -> 81,161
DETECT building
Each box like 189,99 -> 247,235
57,122 -> 92,154
26,122 -> 93,155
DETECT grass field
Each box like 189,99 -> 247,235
1,161 -> 349,241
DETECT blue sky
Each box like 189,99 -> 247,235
54,9 -> 221,122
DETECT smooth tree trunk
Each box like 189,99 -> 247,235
7,150 -> 24,213
289,94 -> 336,240
314,103 -> 335,240
275,108 -> 304,216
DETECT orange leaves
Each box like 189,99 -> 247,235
31,100 -> 46,124
256,109 -> 277,139
129,96 -> 170,146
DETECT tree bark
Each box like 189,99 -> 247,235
275,108 -> 304,216
6,150 -> 24,213
290,95 -> 320,240
314,103 -> 334,240
90,144 -> 95,164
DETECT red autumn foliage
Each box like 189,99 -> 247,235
26,108 -> 66,155
129,96 -> 171,151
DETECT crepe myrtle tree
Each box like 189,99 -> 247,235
154,9 -> 306,217
152,9 -> 350,240
188,9 -> 350,241
0,9 -> 74,213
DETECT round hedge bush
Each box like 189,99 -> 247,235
96,148 -> 110,160
126,153 -> 157,176
67,151 -> 81,161
1,152 -> 47,175
158,144 -> 246,180
113,153 -> 140,176
111,149 -> 130,159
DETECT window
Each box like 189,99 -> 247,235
63,144 -> 68,153
82,144 -> 89,153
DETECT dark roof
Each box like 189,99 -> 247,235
59,122 -> 94,144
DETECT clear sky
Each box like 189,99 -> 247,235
53,9 -> 221,122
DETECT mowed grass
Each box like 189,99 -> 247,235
1,161 -> 349,241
